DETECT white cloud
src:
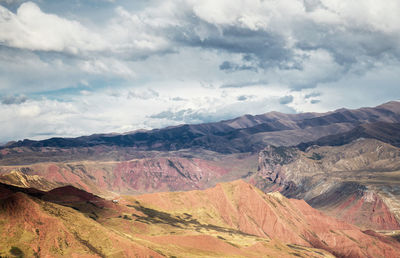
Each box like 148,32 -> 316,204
0,0 -> 400,141
316,0 -> 400,33
79,58 -> 135,78
190,0 -> 304,31
105,6 -> 172,55
0,2 -> 107,53
0,83 -> 297,141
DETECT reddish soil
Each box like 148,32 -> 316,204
135,180 -> 400,257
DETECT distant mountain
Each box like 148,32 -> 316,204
1,180 -> 400,257
298,122 -> 400,150
0,153 -> 258,195
1,101 -> 400,165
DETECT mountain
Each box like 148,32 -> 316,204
251,138 -> 400,230
1,180 -> 400,257
1,101 -> 400,255
0,153 -> 258,195
2,101 -> 400,165
298,122 -> 400,150
0,182 -> 162,257
0,101 -> 399,198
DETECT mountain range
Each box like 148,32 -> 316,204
1,101 -> 400,257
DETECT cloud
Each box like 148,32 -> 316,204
305,92 -> 321,99
127,88 -> 159,100
0,47 -> 136,94
79,58 -> 135,78
0,83 -> 300,141
150,109 -> 199,122
0,0 -> 400,141
1,94 -> 27,105
176,0 -> 400,90
220,80 -> 269,88
0,0 -> 22,4
171,97 -> 186,101
237,95 -> 247,101
2,0 -> 400,93
0,2 -> 107,53
219,61 -> 257,72
279,95 -> 294,105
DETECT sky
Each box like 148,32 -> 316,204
0,0 -> 400,142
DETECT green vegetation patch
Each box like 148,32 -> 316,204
392,234 -> 400,242
10,246 -> 24,257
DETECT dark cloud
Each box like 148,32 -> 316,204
168,3 -> 400,91
149,110 -> 176,120
219,61 -> 234,71
305,92 -> 321,99
237,95 -> 247,101
170,14 -> 293,69
220,80 -> 269,88
294,21 -> 400,73
310,99 -> 321,104
219,61 -> 257,72
1,95 -> 27,105
279,95 -> 294,105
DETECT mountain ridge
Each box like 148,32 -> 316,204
4,101 -> 400,151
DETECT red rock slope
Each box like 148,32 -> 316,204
0,182 -> 331,258
132,180 -> 400,257
2,179 -> 400,257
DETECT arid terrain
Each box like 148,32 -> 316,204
1,101 -> 400,257
2,180 -> 400,257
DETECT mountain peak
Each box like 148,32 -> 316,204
377,100 -> 400,112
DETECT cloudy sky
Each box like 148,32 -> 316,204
0,0 -> 400,142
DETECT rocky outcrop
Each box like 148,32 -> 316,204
253,138 -> 400,230
256,145 -> 299,185
0,170 -> 63,191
